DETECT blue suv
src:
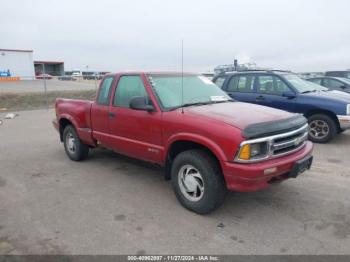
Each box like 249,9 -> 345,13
213,71 -> 350,143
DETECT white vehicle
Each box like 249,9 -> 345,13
71,69 -> 82,78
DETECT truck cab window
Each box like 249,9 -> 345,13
97,76 -> 114,105
114,75 -> 147,108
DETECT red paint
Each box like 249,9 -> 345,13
54,72 -> 314,192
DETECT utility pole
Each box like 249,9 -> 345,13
42,63 -> 48,110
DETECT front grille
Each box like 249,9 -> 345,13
235,123 -> 309,163
270,125 -> 308,157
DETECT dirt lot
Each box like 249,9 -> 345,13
0,80 -> 97,111
0,109 -> 349,255
0,90 -> 95,111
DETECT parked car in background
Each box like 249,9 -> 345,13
36,73 -> 53,80
83,73 -> 103,80
71,69 -> 83,78
58,75 -> 77,81
307,77 -> 350,94
201,72 -> 215,80
53,72 -> 313,214
213,70 -> 350,143
325,71 -> 350,79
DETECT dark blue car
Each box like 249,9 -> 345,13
213,71 -> 350,143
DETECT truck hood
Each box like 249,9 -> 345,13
185,102 -> 295,130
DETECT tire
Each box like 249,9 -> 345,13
171,149 -> 227,214
307,114 -> 337,143
63,125 -> 89,161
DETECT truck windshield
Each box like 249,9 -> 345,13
284,74 -> 318,93
148,75 -> 231,110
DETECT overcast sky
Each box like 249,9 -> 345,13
1,0 -> 350,72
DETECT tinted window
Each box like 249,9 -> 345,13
275,78 -> 290,93
227,75 -> 254,92
257,75 -> 289,95
114,75 -> 147,108
324,78 -> 344,89
213,76 -> 226,88
97,76 -> 114,105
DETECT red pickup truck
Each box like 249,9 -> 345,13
53,72 -> 313,214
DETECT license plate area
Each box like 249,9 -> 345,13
289,155 -> 313,178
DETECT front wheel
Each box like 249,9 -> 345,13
63,125 -> 89,161
171,150 -> 227,214
307,114 -> 337,143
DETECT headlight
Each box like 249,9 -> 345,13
347,104 -> 350,115
235,142 -> 268,162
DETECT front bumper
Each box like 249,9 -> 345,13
221,141 -> 313,192
337,115 -> 350,130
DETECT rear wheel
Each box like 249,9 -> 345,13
63,125 -> 89,161
171,150 -> 227,214
307,114 -> 337,143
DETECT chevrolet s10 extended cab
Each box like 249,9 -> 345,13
53,72 -> 313,214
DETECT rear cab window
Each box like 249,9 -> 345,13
97,76 -> 114,105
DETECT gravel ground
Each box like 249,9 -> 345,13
0,109 -> 349,255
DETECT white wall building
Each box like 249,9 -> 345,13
0,48 -> 35,80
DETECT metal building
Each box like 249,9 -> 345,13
0,48 -> 35,80
34,61 -> 64,76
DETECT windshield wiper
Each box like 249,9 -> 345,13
301,89 -> 317,94
169,102 -> 212,111
168,100 -> 233,111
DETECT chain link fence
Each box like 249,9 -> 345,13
0,75 -> 101,115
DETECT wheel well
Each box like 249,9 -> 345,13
304,109 -> 340,132
164,140 -> 222,180
59,118 -> 73,142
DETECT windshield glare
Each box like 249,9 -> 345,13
283,74 -> 318,93
148,75 -> 230,110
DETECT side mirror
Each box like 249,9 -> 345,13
282,91 -> 296,99
129,96 -> 155,112
340,85 -> 347,89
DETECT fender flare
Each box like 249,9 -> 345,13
164,132 -> 227,162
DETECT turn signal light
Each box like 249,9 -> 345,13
238,144 -> 251,160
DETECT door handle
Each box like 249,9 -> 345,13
256,95 -> 265,101
108,112 -> 116,118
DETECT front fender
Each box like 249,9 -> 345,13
164,132 -> 228,163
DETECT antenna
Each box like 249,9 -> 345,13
181,39 -> 184,114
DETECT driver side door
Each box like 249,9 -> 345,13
108,74 -> 163,164
255,75 -> 296,112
